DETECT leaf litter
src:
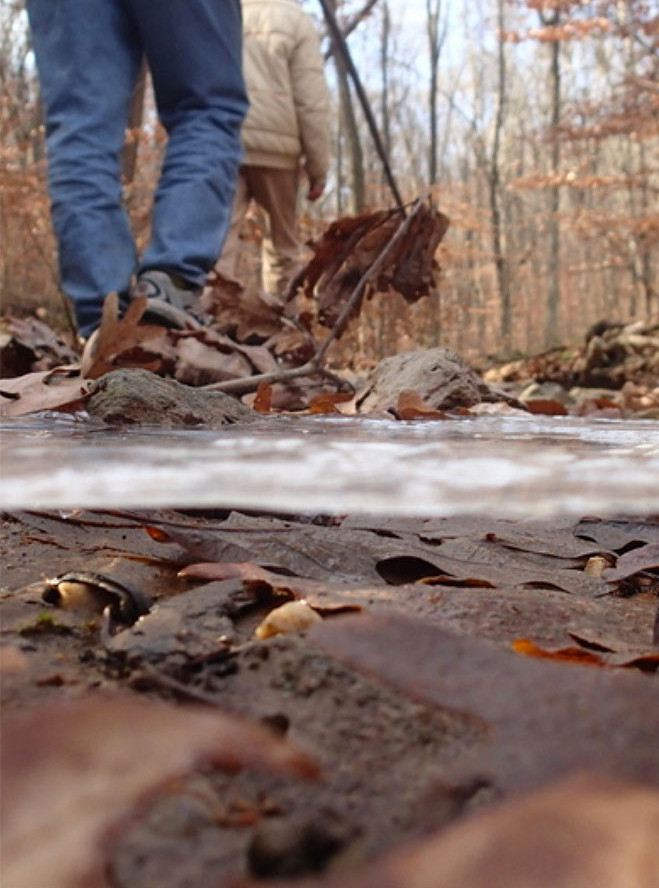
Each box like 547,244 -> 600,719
2,203 -> 659,886
2,506 -> 659,887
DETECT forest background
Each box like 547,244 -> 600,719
0,0 -> 657,368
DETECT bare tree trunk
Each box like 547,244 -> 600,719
380,0 -> 392,201
335,124 -> 344,215
335,55 -> 365,213
426,0 -> 447,185
490,0 -> 511,350
328,0 -> 365,213
539,9 -> 561,346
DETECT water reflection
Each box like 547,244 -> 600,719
1,411 -> 658,516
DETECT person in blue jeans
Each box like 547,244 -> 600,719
26,0 -> 249,340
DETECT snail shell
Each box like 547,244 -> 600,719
42,571 -> 151,626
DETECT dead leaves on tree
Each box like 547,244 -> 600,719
292,202 -> 449,332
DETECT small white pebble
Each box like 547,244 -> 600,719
584,556 -> 610,577
255,600 -> 322,640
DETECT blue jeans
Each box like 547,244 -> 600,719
27,0 -> 248,337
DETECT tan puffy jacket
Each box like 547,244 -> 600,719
240,0 -> 331,183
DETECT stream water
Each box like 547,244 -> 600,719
1,411 -> 658,517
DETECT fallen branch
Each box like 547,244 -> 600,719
203,194 -> 431,396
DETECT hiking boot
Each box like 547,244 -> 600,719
132,270 -> 206,330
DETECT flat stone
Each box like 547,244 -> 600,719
356,347 -> 522,412
85,368 -> 256,427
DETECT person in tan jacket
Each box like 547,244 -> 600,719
216,0 -> 331,297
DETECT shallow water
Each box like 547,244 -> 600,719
2,411 -> 658,517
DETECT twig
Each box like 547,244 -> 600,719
323,0 -> 380,62
317,0 -> 405,212
132,663 -> 226,706
203,194 -> 429,396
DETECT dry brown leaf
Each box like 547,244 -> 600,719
0,367 -> 89,417
512,637 -> 606,666
522,398 -> 569,416
254,380 -> 274,412
513,639 -> 659,672
203,272 -> 285,342
293,202 -> 449,335
174,334 -> 252,385
396,389 -> 450,420
177,560 -> 283,584
308,392 -> 354,414
0,696 -> 318,888
0,316 -> 80,376
177,560 -> 364,614
80,293 -> 167,380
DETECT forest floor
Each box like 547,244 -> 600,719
2,311 -> 659,888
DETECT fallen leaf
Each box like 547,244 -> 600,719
522,398 -> 569,416
395,389 -> 450,420
203,272 -> 285,342
254,380 -> 274,412
574,517 -> 659,551
0,316 -> 79,377
0,367 -> 89,417
275,775 -> 659,888
177,561 -> 363,613
512,637 -> 606,667
0,367 -> 87,417
80,293 -> 166,380
1,696 -> 318,888
602,542 -> 659,582
308,392 -> 354,414
311,612 -> 659,793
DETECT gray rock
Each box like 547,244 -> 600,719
85,368 -> 256,427
356,347 -> 523,413
106,581 -> 239,663
519,381 -> 575,406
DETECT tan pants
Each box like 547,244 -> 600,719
216,166 -> 301,297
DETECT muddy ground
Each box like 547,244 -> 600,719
2,505 -> 659,887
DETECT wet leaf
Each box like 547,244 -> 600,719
574,517 -> 659,551
275,775 -> 659,888
146,513 -> 608,595
173,335 -> 252,385
311,612 -> 659,794
0,696 -> 318,888
177,561 -> 364,613
602,542 -> 659,581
